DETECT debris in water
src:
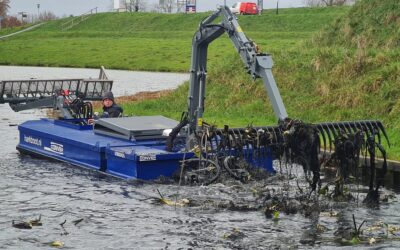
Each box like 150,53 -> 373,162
59,219 -> 69,235
369,237 -> 376,245
12,220 -> 32,229
59,219 -> 66,226
156,189 -> 190,207
29,214 -> 42,226
12,215 -> 42,229
223,228 -> 246,241
72,218 -> 84,226
49,240 -> 64,247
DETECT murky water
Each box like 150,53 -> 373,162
1,67 -> 400,249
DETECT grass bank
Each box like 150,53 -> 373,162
0,7 -> 347,71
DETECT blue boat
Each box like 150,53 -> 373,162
0,66 -> 273,182
16,116 -> 273,181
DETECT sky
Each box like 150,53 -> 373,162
8,0 -> 305,17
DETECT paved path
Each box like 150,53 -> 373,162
0,23 -> 45,40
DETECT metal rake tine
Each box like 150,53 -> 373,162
336,122 -> 347,135
345,121 -> 357,134
343,121 -> 354,134
277,125 -> 285,144
325,123 -> 337,141
276,126 -> 283,144
362,121 -> 372,139
276,125 -> 284,142
355,121 -> 364,133
261,128 -> 269,146
253,133 -> 259,160
235,128 -> 245,158
333,122 -> 342,139
274,126 -> 282,145
264,127 -> 272,144
242,129 -> 251,159
356,121 -> 369,138
316,126 -> 327,156
367,121 -> 381,145
238,129 -> 245,158
260,127 -> 271,158
370,120 -> 385,146
376,121 -> 390,147
270,127 -> 279,145
337,122 -> 347,134
320,124 -> 334,153
268,127 -> 277,144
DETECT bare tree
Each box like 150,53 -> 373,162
322,0 -> 347,5
304,0 -> 353,6
159,0 -> 175,13
122,0 -> 146,12
150,3 -> 162,13
0,0 -> 11,17
2,15 -> 23,28
137,0 -> 147,12
39,11 -> 57,21
303,0 -> 323,7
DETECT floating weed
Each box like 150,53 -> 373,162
369,237 -> 376,245
223,228 -> 246,241
273,210 -> 280,220
49,240 -> 64,248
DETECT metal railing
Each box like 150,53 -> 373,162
0,79 -> 112,104
0,67 -> 113,113
60,7 -> 98,31
99,65 -> 109,80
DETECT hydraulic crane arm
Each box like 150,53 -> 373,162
187,6 -> 288,134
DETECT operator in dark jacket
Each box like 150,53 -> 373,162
100,91 -> 123,118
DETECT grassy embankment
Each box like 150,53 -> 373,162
0,2 -> 398,158
0,7 -> 346,71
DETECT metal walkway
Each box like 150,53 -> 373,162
60,7 -> 98,31
0,67 -> 113,111
0,23 -> 45,40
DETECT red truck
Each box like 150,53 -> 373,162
230,2 -> 258,15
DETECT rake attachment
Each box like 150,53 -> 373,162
314,120 -> 390,154
277,119 -> 390,195
180,119 -> 390,196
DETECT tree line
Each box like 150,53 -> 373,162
304,0 -> 356,7
0,0 -> 10,17
0,0 -> 57,29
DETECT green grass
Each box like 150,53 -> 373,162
0,7 -> 348,71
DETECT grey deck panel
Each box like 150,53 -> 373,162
94,116 -> 178,140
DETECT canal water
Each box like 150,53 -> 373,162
1,67 -> 400,249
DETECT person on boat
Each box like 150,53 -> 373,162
100,91 -> 123,118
